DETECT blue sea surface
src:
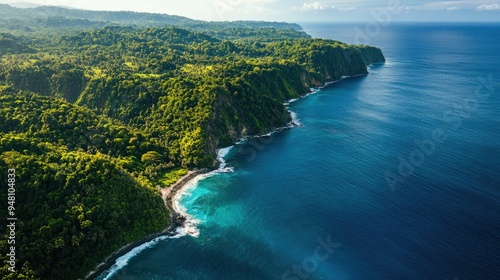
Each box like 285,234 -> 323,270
98,23 -> 500,280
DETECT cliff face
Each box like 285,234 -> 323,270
206,45 -> 385,162
0,26 -> 384,169
358,46 -> 386,66
0,21 -> 386,280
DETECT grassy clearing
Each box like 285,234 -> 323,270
158,167 -> 188,187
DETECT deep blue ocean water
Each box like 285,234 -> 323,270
97,23 -> 500,280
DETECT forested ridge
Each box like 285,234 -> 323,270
0,4 -> 305,35
0,5 -> 384,279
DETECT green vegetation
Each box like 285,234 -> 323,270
0,4 -> 384,280
0,89 -> 169,279
158,168 -> 189,187
0,4 -> 306,37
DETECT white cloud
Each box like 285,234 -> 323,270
421,1 -> 468,10
301,2 -> 334,11
211,0 -> 279,20
213,0 -> 276,12
411,1 -> 500,12
476,3 -> 500,10
299,2 -> 356,12
337,6 -> 356,11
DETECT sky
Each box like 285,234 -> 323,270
2,0 -> 500,22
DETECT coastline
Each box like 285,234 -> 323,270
161,169 -> 210,226
84,74 -> 368,280
85,169 -> 210,280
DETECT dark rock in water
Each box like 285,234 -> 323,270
176,215 -> 186,223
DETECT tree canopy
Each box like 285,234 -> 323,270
0,7 -> 384,279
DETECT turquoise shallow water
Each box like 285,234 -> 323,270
98,23 -> 500,280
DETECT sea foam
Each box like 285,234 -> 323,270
172,146 -> 235,237
100,229 -> 185,279
289,110 -> 302,126
99,147 -> 236,279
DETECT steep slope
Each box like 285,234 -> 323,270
0,21 -> 384,280
0,4 -> 305,35
0,27 -> 384,167
0,89 -> 170,279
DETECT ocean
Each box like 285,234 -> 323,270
97,23 -> 500,280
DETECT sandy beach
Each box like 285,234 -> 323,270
160,169 -> 209,225
85,169 -> 208,279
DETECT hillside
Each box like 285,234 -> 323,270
0,4 -> 305,36
0,8 -> 384,280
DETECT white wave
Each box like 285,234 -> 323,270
99,148 -> 236,278
284,98 -> 299,106
289,110 -> 302,126
217,146 -> 233,169
235,137 -> 247,145
172,178 -> 204,237
101,230 -> 185,279
303,88 -> 320,98
172,177 -> 210,238
171,146 -> 235,238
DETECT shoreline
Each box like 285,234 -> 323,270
84,75 -> 366,279
85,169 -> 210,280
161,169 -> 211,225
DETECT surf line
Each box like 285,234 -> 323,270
88,75 -> 364,279
85,147 -> 234,279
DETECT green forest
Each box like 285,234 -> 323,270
0,4 -> 384,279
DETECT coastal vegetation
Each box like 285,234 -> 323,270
0,4 -> 384,279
